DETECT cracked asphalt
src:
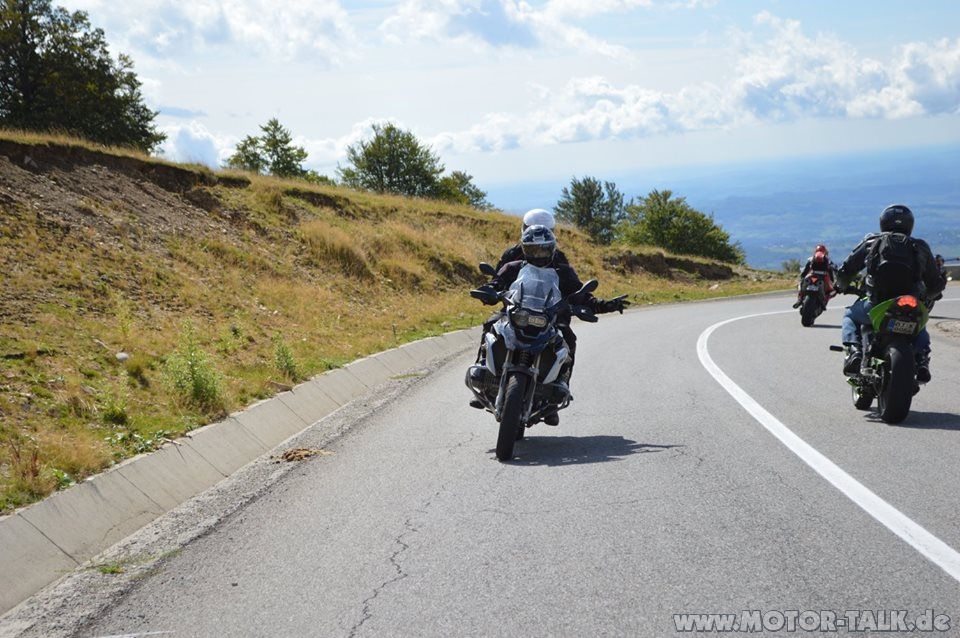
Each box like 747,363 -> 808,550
76,289 -> 960,636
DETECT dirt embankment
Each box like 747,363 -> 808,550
604,250 -> 736,280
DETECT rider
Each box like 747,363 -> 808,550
793,243 -> 838,308
835,204 -> 945,383
472,224 -> 629,424
495,208 -> 570,271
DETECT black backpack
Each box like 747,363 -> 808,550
866,232 -> 919,299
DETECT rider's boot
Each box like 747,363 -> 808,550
916,349 -> 932,384
543,411 -> 559,426
843,343 -> 862,376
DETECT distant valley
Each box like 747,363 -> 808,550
487,144 -> 960,269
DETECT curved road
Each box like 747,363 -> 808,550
83,289 -> 960,636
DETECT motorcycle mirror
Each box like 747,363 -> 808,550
479,262 -> 497,277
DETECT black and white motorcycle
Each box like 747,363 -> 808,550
465,262 -> 609,461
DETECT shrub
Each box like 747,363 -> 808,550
164,322 -> 224,412
102,392 -> 128,425
274,337 -> 302,382
618,190 -> 745,264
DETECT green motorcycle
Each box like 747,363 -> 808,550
832,293 -> 928,423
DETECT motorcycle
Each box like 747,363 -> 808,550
464,262 -> 607,461
830,288 -> 929,423
797,271 -> 832,327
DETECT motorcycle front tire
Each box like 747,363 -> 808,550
800,295 -> 817,327
496,373 -> 527,461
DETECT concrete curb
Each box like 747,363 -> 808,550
0,331 -> 477,615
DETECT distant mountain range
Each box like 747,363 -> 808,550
486,144 -> 960,269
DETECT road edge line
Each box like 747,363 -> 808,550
696,306 -> 960,585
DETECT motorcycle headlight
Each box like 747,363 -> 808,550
512,310 -> 529,327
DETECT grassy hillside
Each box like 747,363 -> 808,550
0,131 -> 790,511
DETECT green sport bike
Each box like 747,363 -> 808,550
831,292 -> 929,424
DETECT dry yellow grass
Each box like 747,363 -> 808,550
0,130 -> 791,511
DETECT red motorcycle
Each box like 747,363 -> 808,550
797,271 -> 834,327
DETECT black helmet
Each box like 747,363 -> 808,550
879,204 -> 914,235
521,224 -> 556,267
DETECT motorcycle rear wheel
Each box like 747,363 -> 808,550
496,374 -> 527,461
877,341 -> 914,424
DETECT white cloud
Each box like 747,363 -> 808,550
159,121 -> 235,167
63,0 -> 356,63
542,0 -> 653,20
427,13 -> 960,154
379,0 -> 632,58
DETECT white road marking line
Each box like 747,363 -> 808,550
697,300 -> 960,584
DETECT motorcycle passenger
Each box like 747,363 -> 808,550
495,208 -> 570,271
793,244 -> 837,308
472,224 -> 629,424
835,204 -> 945,383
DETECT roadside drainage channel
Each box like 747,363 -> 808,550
0,327 -> 481,615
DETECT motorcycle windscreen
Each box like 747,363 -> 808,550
505,264 -> 562,312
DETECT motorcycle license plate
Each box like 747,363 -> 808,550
805,286 -> 819,291
891,320 -> 917,334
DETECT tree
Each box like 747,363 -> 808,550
259,118 -> 307,178
619,189 -> 745,264
225,135 -> 267,173
0,0 -> 164,151
224,118 -> 308,178
303,170 -> 335,186
436,170 -> 493,209
781,258 -> 803,273
553,176 -> 625,245
338,123 -> 444,198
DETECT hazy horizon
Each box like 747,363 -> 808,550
485,142 -> 960,268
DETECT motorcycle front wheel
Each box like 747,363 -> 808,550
800,295 -> 817,327
496,374 -> 527,461
877,341 -> 914,424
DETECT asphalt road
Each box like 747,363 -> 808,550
83,288 -> 960,637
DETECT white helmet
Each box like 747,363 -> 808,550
522,208 -> 555,231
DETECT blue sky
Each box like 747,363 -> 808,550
62,0 -> 960,196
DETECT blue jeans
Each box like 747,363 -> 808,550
841,299 -> 931,351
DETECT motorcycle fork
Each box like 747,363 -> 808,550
494,350 -> 540,423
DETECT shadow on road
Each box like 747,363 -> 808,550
490,436 -> 680,466
878,411 -> 960,431
809,323 -> 842,329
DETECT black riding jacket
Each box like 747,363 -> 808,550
496,244 -> 570,272
490,258 -> 603,314
799,256 -> 837,281
836,232 -> 944,302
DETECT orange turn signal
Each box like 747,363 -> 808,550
896,295 -> 918,308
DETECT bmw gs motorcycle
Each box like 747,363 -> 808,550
465,262 -> 604,461
831,288 -> 929,423
798,271 -> 830,327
